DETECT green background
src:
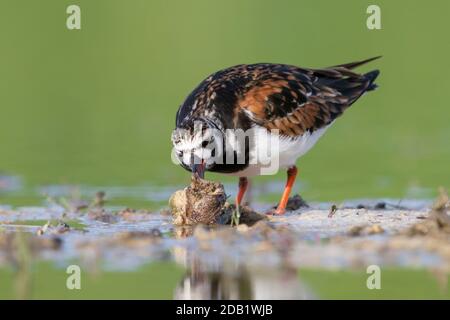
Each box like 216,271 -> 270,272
1,0 -> 449,204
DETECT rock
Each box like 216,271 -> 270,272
169,175 -> 226,226
218,203 -> 266,226
169,176 -> 267,226
272,194 -> 309,211
374,202 -> 386,210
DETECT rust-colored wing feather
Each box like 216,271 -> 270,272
237,59 -> 380,136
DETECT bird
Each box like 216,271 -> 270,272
172,57 -> 380,215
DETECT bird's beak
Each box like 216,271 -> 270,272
191,160 -> 205,179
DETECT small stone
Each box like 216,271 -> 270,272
374,202 -> 386,210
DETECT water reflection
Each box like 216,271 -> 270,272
172,226 -> 315,300
174,258 -> 316,300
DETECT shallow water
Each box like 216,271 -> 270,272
1,189 -> 448,299
1,0 -> 450,299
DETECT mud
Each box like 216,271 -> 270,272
218,203 -> 266,226
1,186 -> 448,276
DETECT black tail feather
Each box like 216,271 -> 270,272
330,56 -> 382,70
364,69 -> 380,91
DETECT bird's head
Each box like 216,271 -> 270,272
171,118 -> 222,178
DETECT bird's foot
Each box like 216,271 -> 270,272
265,207 -> 286,216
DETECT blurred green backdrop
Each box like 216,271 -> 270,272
0,0 -> 449,203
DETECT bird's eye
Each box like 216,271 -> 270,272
201,136 -> 215,148
176,150 -> 183,157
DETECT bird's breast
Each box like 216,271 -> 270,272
214,124 -> 331,177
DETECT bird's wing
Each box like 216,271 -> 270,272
237,61 -> 379,137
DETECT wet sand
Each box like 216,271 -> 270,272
1,196 -> 448,271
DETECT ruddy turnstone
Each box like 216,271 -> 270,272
172,57 -> 380,214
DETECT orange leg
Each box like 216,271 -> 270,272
236,177 -> 248,207
273,166 -> 298,215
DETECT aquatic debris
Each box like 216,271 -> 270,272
36,220 -> 70,235
117,208 -> 154,221
348,224 -> 385,236
1,219 -> 84,234
403,188 -> 450,238
92,191 -> 106,208
45,193 -> 88,212
169,176 -> 226,225
374,202 -> 386,210
44,189 -> 107,213
355,201 -> 407,210
218,203 -> 266,226
88,209 -> 119,223
328,204 -> 338,218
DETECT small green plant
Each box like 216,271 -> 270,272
7,219 -> 86,231
230,205 -> 240,227
14,231 -> 32,300
44,190 -> 107,213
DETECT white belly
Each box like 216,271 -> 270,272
224,124 -> 331,177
